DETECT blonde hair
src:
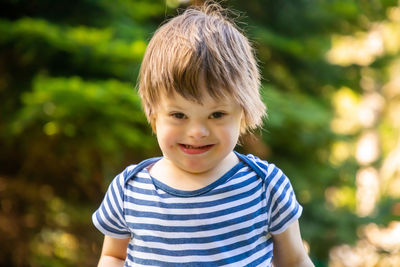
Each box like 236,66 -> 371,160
138,2 -> 266,134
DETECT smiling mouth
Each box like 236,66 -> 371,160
179,144 -> 214,154
182,144 -> 211,149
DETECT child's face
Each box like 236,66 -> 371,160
153,88 -> 243,175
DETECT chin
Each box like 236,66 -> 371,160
179,161 -> 215,174
182,165 -> 210,174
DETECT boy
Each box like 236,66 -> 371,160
92,2 -> 314,267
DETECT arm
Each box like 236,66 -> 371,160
97,235 -> 130,267
272,220 -> 314,267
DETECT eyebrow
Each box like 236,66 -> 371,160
210,103 -> 231,109
165,105 -> 184,110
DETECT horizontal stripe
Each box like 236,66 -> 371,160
92,152 -> 302,267
126,204 -> 267,232
125,192 -> 263,222
125,169 -> 256,201
128,235 -> 270,265
130,231 -> 269,256
131,213 -> 268,241
133,219 -> 268,245
125,179 -> 262,215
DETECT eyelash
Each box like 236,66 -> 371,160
169,112 -> 227,119
210,112 -> 226,119
170,112 -> 186,119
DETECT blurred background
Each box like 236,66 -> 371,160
1,0 -> 400,266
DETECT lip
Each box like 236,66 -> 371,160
179,144 -> 214,155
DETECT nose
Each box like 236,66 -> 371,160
187,122 -> 209,139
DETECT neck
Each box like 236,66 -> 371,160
149,152 -> 239,191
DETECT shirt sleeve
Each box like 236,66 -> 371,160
265,164 -> 303,235
92,168 -> 132,239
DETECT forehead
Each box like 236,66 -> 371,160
158,91 -> 237,110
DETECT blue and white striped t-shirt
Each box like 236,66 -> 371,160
92,152 -> 302,266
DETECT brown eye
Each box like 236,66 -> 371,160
171,112 -> 186,119
210,112 -> 226,119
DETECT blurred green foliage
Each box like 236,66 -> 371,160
1,0 -> 399,266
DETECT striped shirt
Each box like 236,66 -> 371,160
92,152 -> 302,266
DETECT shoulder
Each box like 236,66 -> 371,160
113,156 -> 162,186
240,153 -> 291,193
120,164 -> 140,182
110,164 -> 138,186
241,155 -> 303,234
240,153 -> 282,181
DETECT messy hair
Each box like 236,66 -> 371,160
138,1 -> 266,134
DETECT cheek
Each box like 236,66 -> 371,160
218,123 -> 241,143
156,124 -> 179,147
